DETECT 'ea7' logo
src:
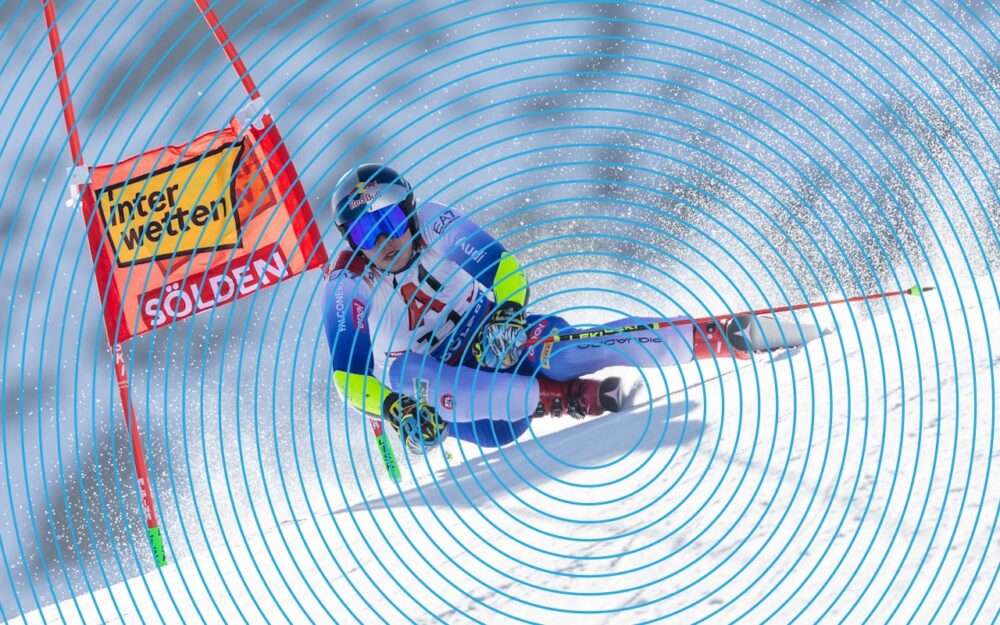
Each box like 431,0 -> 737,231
96,143 -> 245,266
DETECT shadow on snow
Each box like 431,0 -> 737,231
350,398 -> 703,513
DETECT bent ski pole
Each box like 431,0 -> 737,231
525,284 -> 934,347
369,417 -> 401,481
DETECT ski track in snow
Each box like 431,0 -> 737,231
7,276 -> 998,624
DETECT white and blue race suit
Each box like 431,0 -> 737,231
323,201 -> 695,447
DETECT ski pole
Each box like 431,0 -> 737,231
734,284 -> 933,318
368,417 -> 401,482
525,284 -> 934,347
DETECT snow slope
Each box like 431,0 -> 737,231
9,275 -> 997,624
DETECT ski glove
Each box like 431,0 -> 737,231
382,392 -> 447,455
473,301 -> 527,370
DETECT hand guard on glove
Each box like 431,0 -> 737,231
382,392 -> 447,455
473,301 -> 527,370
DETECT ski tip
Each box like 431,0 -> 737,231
907,285 -> 934,296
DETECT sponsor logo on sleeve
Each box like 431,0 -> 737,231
334,283 -> 346,332
439,393 -> 454,410
431,209 -> 458,234
438,232 -> 487,263
352,299 -> 366,331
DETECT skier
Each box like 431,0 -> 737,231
323,164 -> 781,454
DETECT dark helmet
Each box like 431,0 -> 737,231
332,163 -> 417,249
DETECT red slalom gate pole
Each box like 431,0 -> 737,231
112,345 -> 166,566
526,285 -> 935,348
191,0 -> 261,100
41,0 -> 166,566
41,0 -> 82,166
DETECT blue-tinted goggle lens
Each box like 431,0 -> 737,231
346,203 -> 409,250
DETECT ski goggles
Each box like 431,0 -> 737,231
344,203 -> 409,250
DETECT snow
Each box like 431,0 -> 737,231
8,276 -> 997,624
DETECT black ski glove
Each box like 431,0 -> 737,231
473,301 -> 527,370
382,392 -> 447,455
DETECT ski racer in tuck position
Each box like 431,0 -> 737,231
324,164 -> 809,454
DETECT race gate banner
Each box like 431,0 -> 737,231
79,117 -> 328,343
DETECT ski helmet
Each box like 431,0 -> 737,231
332,163 -> 417,250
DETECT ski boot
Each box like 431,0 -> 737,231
533,376 -> 624,419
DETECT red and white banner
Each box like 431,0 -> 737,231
79,117 -> 328,343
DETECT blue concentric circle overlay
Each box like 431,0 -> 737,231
3,1 -> 998,623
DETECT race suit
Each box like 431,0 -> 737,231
323,201 -> 695,447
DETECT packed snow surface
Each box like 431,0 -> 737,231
10,276 -> 997,623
